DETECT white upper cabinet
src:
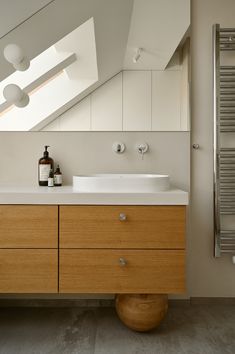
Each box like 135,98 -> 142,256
42,96 -> 91,131
123,71 -> 151,131
59,96 -> 91,131
91,73 -> 122,131
152,71 -> 181,131
42,65 -> 189,132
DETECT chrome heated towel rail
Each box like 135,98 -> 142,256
213,24 -> 235,257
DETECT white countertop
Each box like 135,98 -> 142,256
0,186 -> 189,205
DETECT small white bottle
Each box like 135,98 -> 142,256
48,169 -> 54,187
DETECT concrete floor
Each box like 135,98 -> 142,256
0,304 -> 234,354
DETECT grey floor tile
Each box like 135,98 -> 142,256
0,304 -> 234,354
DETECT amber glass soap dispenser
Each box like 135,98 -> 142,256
38,146 -> 54,186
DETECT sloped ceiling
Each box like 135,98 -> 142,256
0,0 -> 191,85
124,0 -> 190,70
0,0 -> 54,39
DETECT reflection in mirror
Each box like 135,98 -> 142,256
0,0 -> 190,131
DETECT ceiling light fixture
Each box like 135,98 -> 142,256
133,47 -> 143,63
3,84 -> 30,108
3,44 -> 30,71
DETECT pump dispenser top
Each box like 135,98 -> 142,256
43,145 -> 50,158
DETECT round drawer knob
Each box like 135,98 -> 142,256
119,213 -> 127,221
119,257 -> 127,266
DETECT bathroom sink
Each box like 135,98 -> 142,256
73,174 -> 170,193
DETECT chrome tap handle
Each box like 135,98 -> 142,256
112,142 -> 125,154
136,143 -> 149,159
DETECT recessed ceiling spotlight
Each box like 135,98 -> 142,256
133,48 -> 143,63
3,44 -> 30,71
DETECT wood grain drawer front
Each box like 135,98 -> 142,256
60,250 -> 185,294
0,250 -> 58,293
0,206 -> 58,248
60,206 -> 185,249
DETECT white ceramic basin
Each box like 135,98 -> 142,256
73,174 -> 170,193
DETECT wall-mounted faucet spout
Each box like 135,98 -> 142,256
136,143 -> 149,159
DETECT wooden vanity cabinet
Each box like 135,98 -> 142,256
0,205 -> 58,293
60,205 -> 185,249
0,249 -> 57,293
59,205 -> 186,294
0,205 -> 58,248
60,249 -> 185,293
0,204 -> 186,295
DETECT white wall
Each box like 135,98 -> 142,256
0,132 -> 189,190
190,0 -> 235,297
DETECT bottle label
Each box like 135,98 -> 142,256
39,165 -> 51,181
54,174 -> 62,185
48,177 -> 54,187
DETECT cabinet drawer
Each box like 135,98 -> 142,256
0,206 -> 58,248
0,249 -> 58,293
60,206 -> 185,249
59,249 -> 185,294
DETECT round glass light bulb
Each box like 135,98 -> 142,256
3,44 -> 30,71
3,44 -> 24,64
3,84 -> 24,104
3,84 -> 30,108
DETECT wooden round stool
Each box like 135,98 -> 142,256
115,294 -> 168,332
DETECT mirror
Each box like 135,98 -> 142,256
0,0 -> 190,131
